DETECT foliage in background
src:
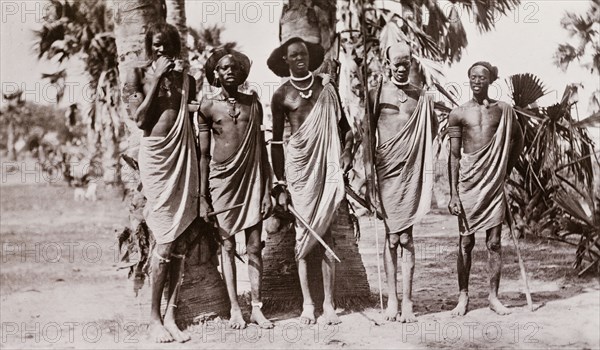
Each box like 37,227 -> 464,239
507,73 -> 599,275
554,0 -> 600,115
34,0 -> 123,185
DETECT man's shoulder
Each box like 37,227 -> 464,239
495,100 -> 513,109
199,91 -> 220,112
272,81 -> 292,102
450,102 -> 472,114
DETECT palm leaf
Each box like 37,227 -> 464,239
588,89 -> 600,113
507,73 -> 548,108
444,5 -> 467,62
574,111 -> 600,128
412,55 -> 444,86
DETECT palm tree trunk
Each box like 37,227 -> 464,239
6,118 -> 16,161
164,0 -> 188,67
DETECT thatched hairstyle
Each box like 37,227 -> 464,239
468,61 -> 499,83
144,23 -> 181,59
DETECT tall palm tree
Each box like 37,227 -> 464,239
35,0 -> 123,184
1,90 -> 25,161
554,0 -> 600,113
165,0 -> 188,68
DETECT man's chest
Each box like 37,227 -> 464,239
463,105 -> 503,130
378,86 -> 419,118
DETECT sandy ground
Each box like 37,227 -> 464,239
1,177 -> 599,349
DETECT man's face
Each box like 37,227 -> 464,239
285,42 -> 310,77
151,33 -> 176,60
216,56 -> 243,87
469,66 -> 491,95
388,52 -> 411,82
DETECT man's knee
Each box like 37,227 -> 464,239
246,240 -> 264,255
172,239 -> 187,257
398,232 -> 413,247
486,237 -> 501,252
154,243 -> 174,264
486,226 -> 502,252
388,233 -> 401,249
460,235 -> 475,251
222,238 -> 236,253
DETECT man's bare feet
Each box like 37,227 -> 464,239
399,301 -> 417,323
489,296 -> 511,315
149,320 -> 174,343
300,304 -> 316,325
451,291 -> 469,316
163,316 -> 191,343
229,308 -> 247,329
321,303 -> 341,325
250,306 -> 274,329
384,299 -> 399,321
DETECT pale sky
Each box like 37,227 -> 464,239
1,0 -> 598,134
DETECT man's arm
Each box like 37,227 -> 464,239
257,98 -> 272,194
366,88 -> 379,153
133,57 -> 173,132
188,74 -> 197,120
270,90 -> 286,182
447,108 -> 462,215
198,101 -> 213,219
122,67 -> 143,119
337,99 -> 354,173
506,111 -> 524,176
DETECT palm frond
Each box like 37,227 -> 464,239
451,0 -> 520,32
412,55 -> 444,86
588,89 -> 600,113
507,73 -> 548,108
554,43 -> 579,72
574,111 -> 600,128
444,5 -> 467,63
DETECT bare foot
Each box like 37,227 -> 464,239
228,308 -> 247,329
399,301 -> 417,323
300,304 -> 316,325
163,318 -> 190,343
489,296 -> 511,315
149,320 -> 174,343
321,303 -> 341,325
384,300 -> 399,321
250,307 -> 274,329
451,292 -> 469,316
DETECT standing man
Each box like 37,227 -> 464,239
268,37 -> 354,325
198,48 -> 274,330
368,42 -> 437,323
123,23 -> 196,343
447,61 -> 524,316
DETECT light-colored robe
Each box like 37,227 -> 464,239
286,84 -> 345,260
138,72 -> 199,245
375,90 -> 436,233
459,102 -> 515,235
209,94 -> 269,238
